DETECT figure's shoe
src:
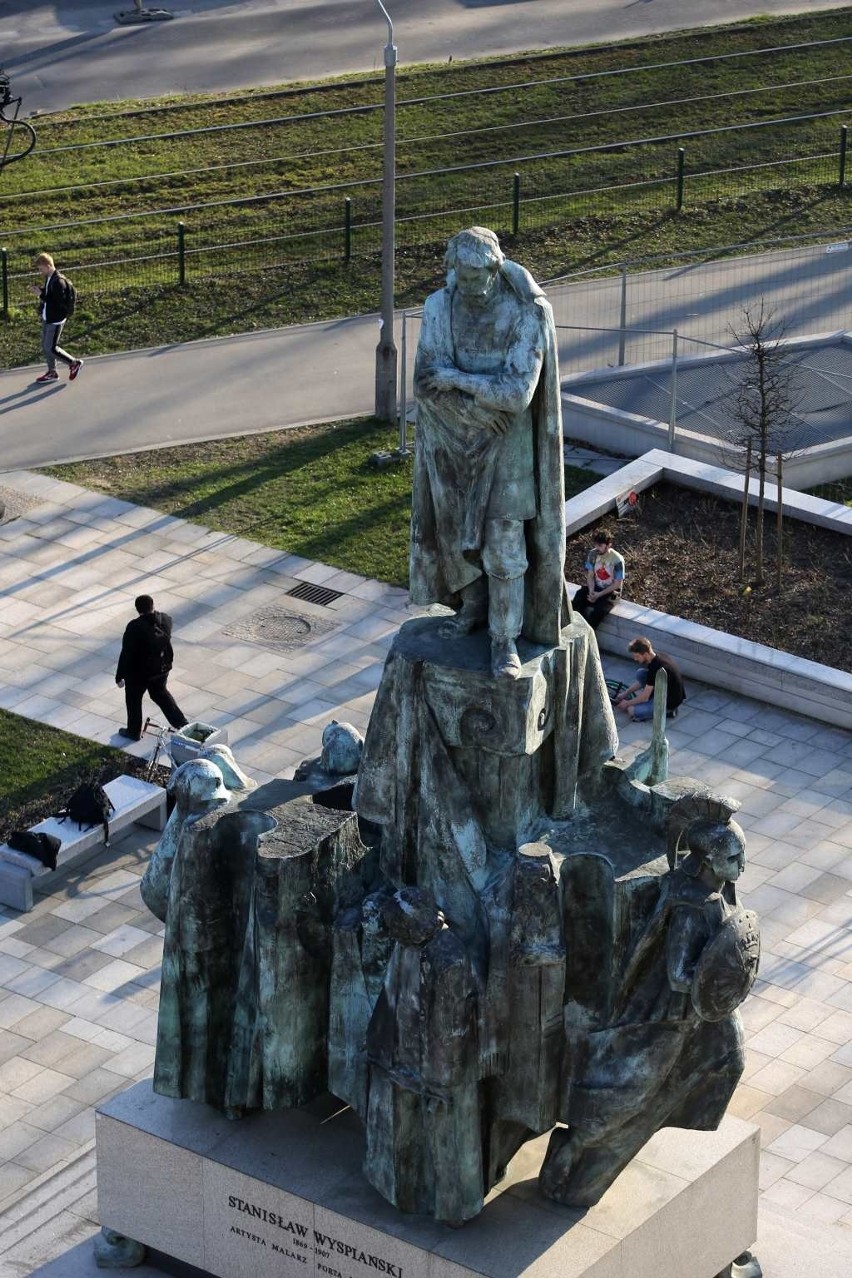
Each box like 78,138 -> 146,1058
438,607 -> 485,640
491,637 -> 522,680
68,359 -> 83,381
117,727 -> 141,741
35,370 -> 59,383
730,1253 -> 762,1278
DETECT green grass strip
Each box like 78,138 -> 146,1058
42,419 -> 600,587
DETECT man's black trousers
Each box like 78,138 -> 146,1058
570,586 -> 618,631
124,676 -> 188,738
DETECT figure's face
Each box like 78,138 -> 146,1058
455,262 -> 498,303
36,261 -> 51,278
707,835 -> 745,884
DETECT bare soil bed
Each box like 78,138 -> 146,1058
566,482 -> 852,674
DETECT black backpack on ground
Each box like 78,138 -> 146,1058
7,830 -> 61,871
59,779 -> 115,845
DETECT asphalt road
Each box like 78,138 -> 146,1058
2,0 -> 851,114
1,240 -> 849,472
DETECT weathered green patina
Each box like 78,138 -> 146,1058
142,229 -> 760,1231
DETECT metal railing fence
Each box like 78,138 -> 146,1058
1,112 -> 848,317
5,113 -> 848,241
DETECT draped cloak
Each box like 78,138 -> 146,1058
410,260 -> 567,648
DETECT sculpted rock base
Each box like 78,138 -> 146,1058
140,621 -> 759,1224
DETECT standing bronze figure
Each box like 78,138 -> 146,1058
411,227 -> 567,678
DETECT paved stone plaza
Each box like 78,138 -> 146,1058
0,469 -> 851,1274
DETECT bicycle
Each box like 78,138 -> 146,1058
141,718 -> 172,783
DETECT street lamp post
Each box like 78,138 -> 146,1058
374,0 -> 398,425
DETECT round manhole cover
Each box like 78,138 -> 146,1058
255,613 -> 311,643
223,605 -> 335,651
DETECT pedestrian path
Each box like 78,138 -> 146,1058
4,241 -> 850,475
0,469 -> 851,1274
0,316 -> 380,474
0,467 -> 408,784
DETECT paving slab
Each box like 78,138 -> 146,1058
0,475 -> 850,1274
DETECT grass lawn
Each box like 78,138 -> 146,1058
0,708 -> 127,841
7,11 -> 848,228
41,418 -> 599,588
2,10 -> 851,367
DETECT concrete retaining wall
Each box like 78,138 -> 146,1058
562,332 -> 852,489
565,451 -> 852,728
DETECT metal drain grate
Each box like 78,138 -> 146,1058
223,605 -> 336,651
286,580 -> 344,607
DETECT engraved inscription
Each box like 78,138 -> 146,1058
221,1190 -> 405,1278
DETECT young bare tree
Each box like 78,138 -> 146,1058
722,302 -> 801,587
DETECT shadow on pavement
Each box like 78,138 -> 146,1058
0,383 -> 64,416
4,29 -> 125,71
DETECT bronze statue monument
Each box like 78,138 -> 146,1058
140,228 -> 760,1235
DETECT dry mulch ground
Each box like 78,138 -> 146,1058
566,482 -> 852,674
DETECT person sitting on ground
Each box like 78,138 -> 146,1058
614,636 -> 686,722
570,528 -> 625,631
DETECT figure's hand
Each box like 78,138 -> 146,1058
460,401 -> 509,435
422,366 -> 460,394
30,285 -> 41,296
116,678 -> 124,688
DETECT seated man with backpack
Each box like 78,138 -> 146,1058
613,636 -> 686,722
116,595 -> 189,742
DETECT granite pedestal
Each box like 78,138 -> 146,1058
96,1082 -> 759,1278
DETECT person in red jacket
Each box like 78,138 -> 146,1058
116,595 -> 188,741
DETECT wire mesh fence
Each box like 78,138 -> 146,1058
547,232 -> 852,372
394,228 -> 852,431
559,331 -> 852,475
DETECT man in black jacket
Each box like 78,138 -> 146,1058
116,595 -> 189,741
30,252 -> 83,384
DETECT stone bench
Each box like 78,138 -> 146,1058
568,581 -> 852,729
0,775 -> 167,913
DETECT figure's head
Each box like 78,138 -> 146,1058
168,758 -> 231,811
445,226 -> 504,303
34,252 -> 54,278
135,594 -> 155,615
593,528 -> 614,552
684,818 -> 747,886
628,636 -> 654,665
320,720 -> 364,776
383,886 -> 445,946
